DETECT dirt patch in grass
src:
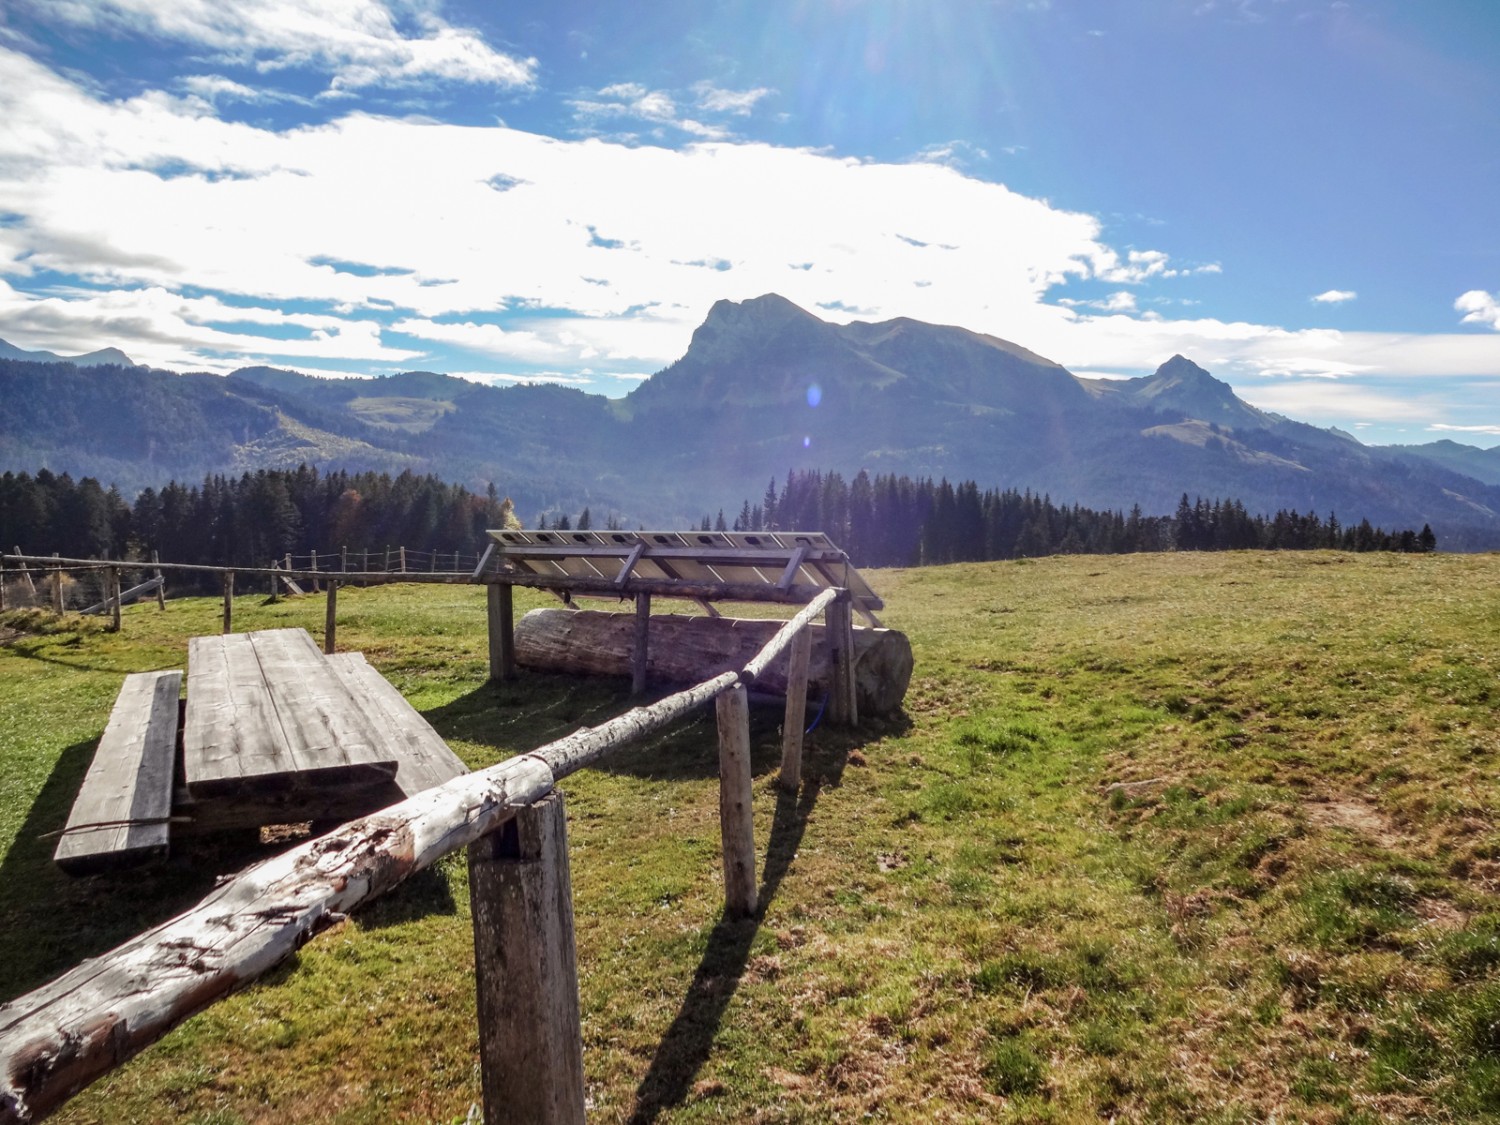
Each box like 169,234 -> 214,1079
1305,797 -> 1398,847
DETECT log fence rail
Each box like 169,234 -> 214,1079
0,583 -> 850,1124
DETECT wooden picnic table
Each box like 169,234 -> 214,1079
183,628 -> 398,797
56,628 -> 469,873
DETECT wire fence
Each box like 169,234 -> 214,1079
0,546 -> 482,615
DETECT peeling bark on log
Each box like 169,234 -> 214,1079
0,663 -> 774,1123
514,608 -> 913,716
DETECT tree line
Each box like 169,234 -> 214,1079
692,470 -> 1434,566
1,465 -> 1434,590
0,466 -> 518,589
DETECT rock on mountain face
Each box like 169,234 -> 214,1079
0,337 -> 133,367
2,296 -> 1499,546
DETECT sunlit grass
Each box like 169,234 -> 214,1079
2,550 -> 1499,1121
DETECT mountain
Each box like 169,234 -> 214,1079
1374,439 -> 1500,487
3,297 -> 1499,547
0,337 -> 133,367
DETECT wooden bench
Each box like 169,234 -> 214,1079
54,671 -> 182,876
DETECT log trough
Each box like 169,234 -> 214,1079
514,608 -> 914,716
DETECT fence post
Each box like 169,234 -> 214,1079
363,547 -> 369,573
108,567 -> 121,632
222,572 -> 234,634
151,550 -> 166,610
384,545 -> 391,572
399,546 -> 407,573
0,556 -> 6,611
13,547 -> 36,599
779,626 -> 813,791
51,553 -> 63,615
632,593 -> 651,695
467,791 -> 586,1125
341,545 -> 348,574
716,684 -> 758,917
824,594 -> 858,728
487,582 -> 516,682
324,580 -> 338,654
310,549 -> 319,594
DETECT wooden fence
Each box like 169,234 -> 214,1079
1,550 -> 477,647
0,587 -> 845,1123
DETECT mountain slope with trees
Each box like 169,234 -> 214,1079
2,296 -> 1497,546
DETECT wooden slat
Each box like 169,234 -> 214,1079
184,633 -> 295,797
183,629 -> 396,798
55,671 -> 181,875
325,652 -> 469,797
243,629 -> 397,788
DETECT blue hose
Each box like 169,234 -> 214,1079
805,690 -> 831,735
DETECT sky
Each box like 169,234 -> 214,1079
0,0 -> 1497,448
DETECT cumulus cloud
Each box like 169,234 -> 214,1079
1456,289 -> 1500,329
1311,289 -> 1357,304
21,0 -> 536,91
3,46 -> 1500,400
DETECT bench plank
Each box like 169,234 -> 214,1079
183,629 -> 396,798
55,671 -> 181,875
326,652 -> 469,797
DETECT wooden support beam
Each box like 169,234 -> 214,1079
324,580 -> 338,654
487,582 -> 516,682
824,596 -> 858,728
776,545 -> 808,591
80,576 -> 162,616
694,597 -> 720,618
632,592 -> 651,695
13,547 -> 36,597
614,541 -> 646,588
471,541 -> 496,581
780,626 -> 812,792
468,791 -> 585,1125
716,684 -> 757,917
221,571 -> 233,634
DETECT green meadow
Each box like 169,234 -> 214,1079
3,550 -> 1500,1122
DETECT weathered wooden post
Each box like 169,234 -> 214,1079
0,556 -> 7,611
384,545 -> 392,572
324,580 -> 338,654
632,592 -> 651,695
341,545 -> 348,574
151,550 -> 166,610
399,546 -> 407,573
51,554 -> 63,614
13,547 -> 36,600
310,549 -> 320,594
108,567 -> 121,632
362,547 -> 370,573
716,684 -> 758,917
823,593 -> 858,727
779,625 -> 813,791
467,791 -> 586,1125
222,571 -> 234,634
487,582 -> 517,682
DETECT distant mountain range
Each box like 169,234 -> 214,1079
0,339 -> 134,367
2,296 -> 1498,547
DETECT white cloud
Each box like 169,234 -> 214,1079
1430,423 -> 1500,436
3,45 -> 1500,408
22,0 -> 536,91
1311,289 -> 1357,304
693,83 -> 774,115
1240,380 -> 1437,424
1456,289 -> 1500,329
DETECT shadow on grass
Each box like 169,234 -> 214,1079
626,729 -> 866,1124
0,740 -> 461,1004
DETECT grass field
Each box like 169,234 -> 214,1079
3,550 -> 1500,1123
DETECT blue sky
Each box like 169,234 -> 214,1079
0,0 -> 1497,447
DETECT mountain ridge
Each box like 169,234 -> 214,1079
2,296 -> 1498,547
